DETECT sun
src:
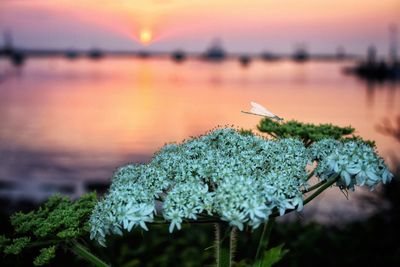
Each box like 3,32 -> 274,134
139,29 -> 152,44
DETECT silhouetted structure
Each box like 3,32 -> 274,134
367,45 -> 377,64
171,50 -> 186,62
389,24 -> 398,64
202,40 -> 226,61
0,31 -> 26,66
239,55 -> 251,67
336,46 -> 346,60
10,53 -> 25,66
344,26 -> 400,82
137,50 -> 151,58
87,48 -> 104,59
292,45 -> 309,62
348,61 -> 399,82
65,49 -> 80,60
0,31 -> 364,65
0,31 -> 13,56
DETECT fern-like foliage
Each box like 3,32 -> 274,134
257,118 -> 371,146
0,193 -> 97,266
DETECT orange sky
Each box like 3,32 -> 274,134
0,0 -> 399,53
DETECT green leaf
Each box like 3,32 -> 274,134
0,235 -> 10,250
253,243 -> 289,267
257,118 -> 355,145
238,128 -> 254,136
3,237 -> 31,255
1,193 -> 99,265
69,241 -> 110,267
33,246 -> 56,266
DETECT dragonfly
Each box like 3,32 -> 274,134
241,101 -> 284,121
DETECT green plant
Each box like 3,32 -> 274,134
1,121 -> 393,267
0,193 -> 109,266
90,127 -> 392,267
257,118 -> 375,147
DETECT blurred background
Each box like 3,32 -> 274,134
0,0 -> 399,266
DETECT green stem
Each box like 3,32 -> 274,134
269,132 -> 278,139
303,174 -> 339,206
301,180 -> 326,193
215,223 -> 233,267
306,169 -> 316,181
305,139 -> 313,147
254,218 -> 275,265
69,241 -> 110,267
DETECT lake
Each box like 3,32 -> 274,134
0,57 -> 399,221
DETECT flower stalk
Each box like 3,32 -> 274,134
254,218 -> 275,265
302,179 -> 326,193
303,174 -> 339,206
215,223 -> 234,267
68,241 -> 110,267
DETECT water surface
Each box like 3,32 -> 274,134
0,58 -> 399,220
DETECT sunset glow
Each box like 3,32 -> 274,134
139,29 -> 153,44
0,0 -> 399,53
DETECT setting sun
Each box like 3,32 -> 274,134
139,29 -> 152,44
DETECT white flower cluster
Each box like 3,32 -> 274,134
90,129 -> 392,246
311,139 -> 393,190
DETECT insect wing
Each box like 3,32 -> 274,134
250,101 -> 276,117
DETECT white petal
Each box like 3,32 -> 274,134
139,221 -> 149,231
341,171 -> 351,186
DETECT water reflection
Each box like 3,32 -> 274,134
0,58 -> 399,219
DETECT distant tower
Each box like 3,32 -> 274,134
389,24 -> 398,64
367,45 -> 377,65
4,31 -> 12,46
336,46 -> 346,59
2,31 -> 14,55
2,31 -> 25,66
